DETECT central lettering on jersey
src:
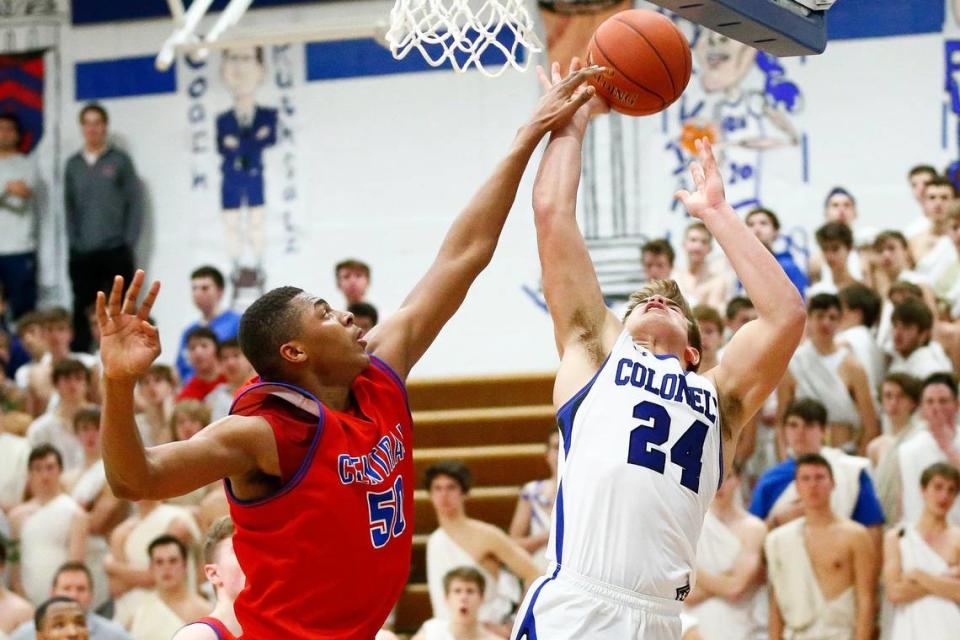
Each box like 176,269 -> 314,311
613,358 -> 717,423
337,424 -> 406,486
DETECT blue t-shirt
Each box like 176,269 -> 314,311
749,458 -> 885,527
176,309 -> 242,382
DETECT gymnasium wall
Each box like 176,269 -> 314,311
16,0 -> 960,377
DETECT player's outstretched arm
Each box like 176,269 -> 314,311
99,271 -> 273,500
532,60 -> 621,405
678,139 -> 806,437
365,65 -> 602,380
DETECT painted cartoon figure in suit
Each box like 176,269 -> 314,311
216,45 -> 277,291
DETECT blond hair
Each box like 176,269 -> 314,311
170,399 -> 212,441
203,516 -> 235,564
623,279 -> 702,372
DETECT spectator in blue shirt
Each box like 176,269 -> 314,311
744,207 -> 808,297
750,398 -> 884,549
176,266 -> 241,382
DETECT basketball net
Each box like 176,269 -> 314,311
386,0 -> 543,77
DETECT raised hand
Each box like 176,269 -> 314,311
97,270 -> 162,383
675,138 -> 728,220
537,58 -> 610,136
529,60 -> 603,136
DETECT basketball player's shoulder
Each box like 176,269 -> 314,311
206,413 -> 275,444
171,622 -> 219,640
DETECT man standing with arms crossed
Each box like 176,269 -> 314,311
97,67 -> 601,639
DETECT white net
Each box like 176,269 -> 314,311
386,0 -> 543,77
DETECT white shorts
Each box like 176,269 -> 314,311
511,566 -> 683,640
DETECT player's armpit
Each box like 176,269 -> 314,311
706,312 -> 804,440
113,415 -> 275,501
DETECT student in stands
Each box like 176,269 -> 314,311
206,338 -> 254,420
692,305 -> 723,374
869,373 -> 922,526
898,373 -> 960,526
19,309 -> 99,416
133,365 -> 175,447
744,207 -> 808,296
684,462 -> 766,640
836,283 -> 884,401
778,293 -> 878,454
889,298 -> 952,380
673,222 -> 729,312
334,259 -> 371,307
750,399 -> 883,553
808,221 -> 859,295
413,567 -> 500,640
175,266 -> 240,384
873,231 -> 933,304
26,360 -> 92,474
171,518 -> 243,640
909,178 -> 957,281
884,463 -> 960,640
9,445 -> 88,606
766,454 -> 876,640
127,536 -> 209,640
640,238 -> 675,283
104,500 -> 200,628
65,407 -> 125,608
347,302 -> 379,338
175,329 -> 226,403
508,432 -> 559,571
424,461 -> 539,633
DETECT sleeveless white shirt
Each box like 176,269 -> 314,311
548,330 -> 724,601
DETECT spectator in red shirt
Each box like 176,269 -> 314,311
175,328 -> 225,402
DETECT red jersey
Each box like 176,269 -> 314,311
176,373 -> 227,402
192,617 -> 239,640
227,356 -> 413,639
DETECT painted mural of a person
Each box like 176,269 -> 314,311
681,29 -> 800,211
216,46 -> 277,290
944,0 -> 960,185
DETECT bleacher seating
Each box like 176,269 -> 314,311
394,372 -> 556,633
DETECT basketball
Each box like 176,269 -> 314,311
586,10 -> 692,117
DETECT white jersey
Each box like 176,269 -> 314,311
549,330 -> 724,601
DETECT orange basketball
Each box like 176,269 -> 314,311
586,10 -> 692,117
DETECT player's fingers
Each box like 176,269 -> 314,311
558,65 -> 597,96
690,161 -> 705,189
570,56 -> 582,74
674,189 -> 690,203
570,84 -> 596,108
122,270 -> 145,315
107,275 -> 124,318
700,137 -> 719,174
551,61 -> 562,85
137,280 -> 161,322
95,291 -> 109,328
536,65 -> 551,91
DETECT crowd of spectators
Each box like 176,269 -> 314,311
2,100 -> 960,639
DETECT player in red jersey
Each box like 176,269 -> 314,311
97,66 -> 602,640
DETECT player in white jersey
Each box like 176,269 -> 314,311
512,61 -> 807,640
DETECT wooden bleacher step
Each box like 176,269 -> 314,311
407,372 -> 554,411
413,444 -> 549,489
413,405 -> 557,448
